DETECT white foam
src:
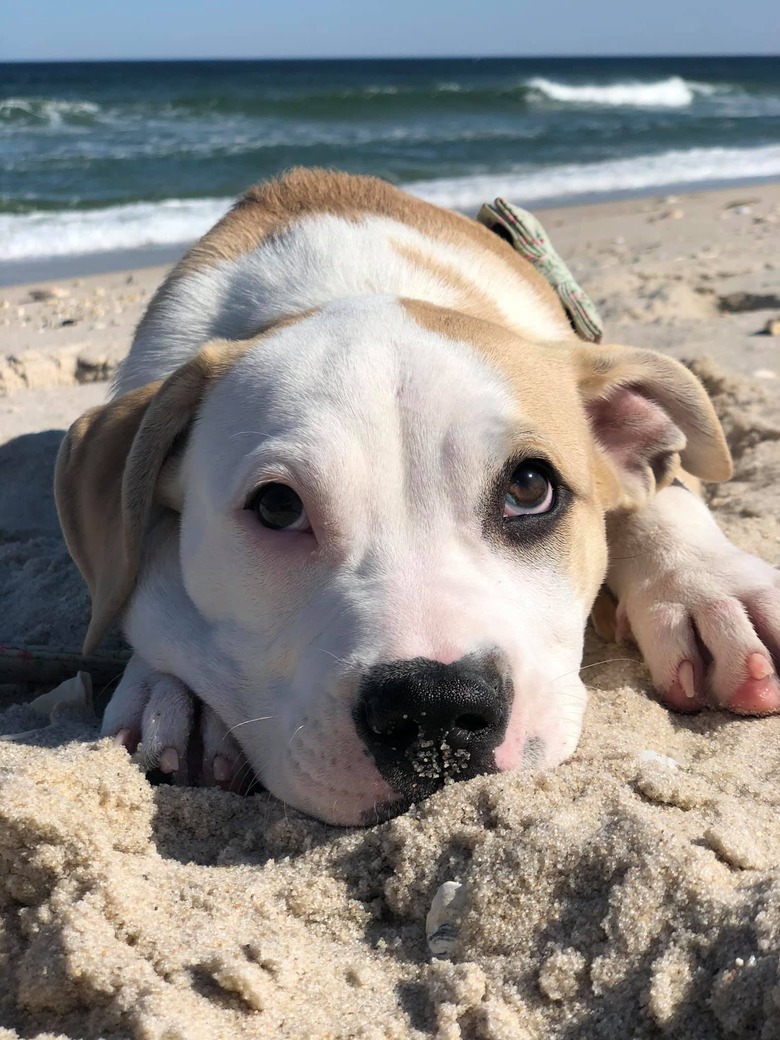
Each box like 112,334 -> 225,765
3,142 -> 780,261
527,75 -> 711,108
408,144 -> 780,210
0,97 -> 102,126
0,197 -> 232,261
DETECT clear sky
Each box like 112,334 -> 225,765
3,0 -> 778,61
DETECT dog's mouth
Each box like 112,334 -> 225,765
360,796 -> 422,826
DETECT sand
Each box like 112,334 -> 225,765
1,183 -> 780,1039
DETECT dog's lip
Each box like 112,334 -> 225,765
359,795 -> 418,826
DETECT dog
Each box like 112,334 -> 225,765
54,169 -> 780,825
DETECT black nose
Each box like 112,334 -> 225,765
354,653 -> 511,804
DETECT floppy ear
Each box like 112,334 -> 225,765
574,343 -> 732,512
54,341 -> 248,655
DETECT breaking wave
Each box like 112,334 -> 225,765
4,143 -> 780,261
409,144 -> 780,210
526,75 -> 718,108
0,198 -> 233,260
0,97 -> 103,126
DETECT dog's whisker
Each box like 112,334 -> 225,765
289,724 -> 305,747
314,647 -> 350,666
549,657 -> 641,686
228,429 -> 272,440
232,760 -> 256,794
224,715 -> 278,740
579,656 -> 641,673
551,684 -> 590,699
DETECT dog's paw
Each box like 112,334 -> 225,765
614,544 -> 780,715
101,654 -> 250,790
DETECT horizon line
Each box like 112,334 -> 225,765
2,52 -> 778,64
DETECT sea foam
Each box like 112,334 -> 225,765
526,75 -> 712,108
3,143 -> 780,261
0,97 -> 103,126
0,198 -> 232,261
409,143 -> 780,210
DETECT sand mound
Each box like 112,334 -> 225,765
2,359 -> 779,1040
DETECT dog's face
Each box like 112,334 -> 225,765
168,298 -> 607,823
57,297 -> 730,824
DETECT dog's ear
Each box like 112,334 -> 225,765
55,341 -> 247,654
573,343 -> 732,512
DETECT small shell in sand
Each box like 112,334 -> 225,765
29,671 -> 94,721
426,880 -> 467,959
0,672 -> 95,742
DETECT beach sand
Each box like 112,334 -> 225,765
1,183 -> 780,1039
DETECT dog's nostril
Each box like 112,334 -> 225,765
453,712 -> 491,733
375,718 -> 418,745
356,654 -> 512,785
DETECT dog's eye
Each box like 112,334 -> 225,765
246,483 -> 309,531
503,463 -> 555,518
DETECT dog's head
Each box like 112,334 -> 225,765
55,297 -> 731,823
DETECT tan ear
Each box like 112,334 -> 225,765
55,341 -> 248,655
574,344 -> 732,511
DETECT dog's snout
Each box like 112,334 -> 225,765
355,654 -> 511,800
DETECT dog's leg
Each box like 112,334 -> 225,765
102,653 -> 250,790
604,480 -> 780,714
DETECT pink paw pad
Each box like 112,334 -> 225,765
728,653 -> 780,715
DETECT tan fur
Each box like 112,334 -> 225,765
590,586 -> 620,642
400,299 -> 609,601
390,239 -> 510,330
136,168 -> 569,346
399,298 -> 732,602
55,340 -> 252,654
573,345 -> 732,486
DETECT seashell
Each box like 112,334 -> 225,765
426,880 -> 467,959
1,672 -> 96,741
29,671 -> 94,720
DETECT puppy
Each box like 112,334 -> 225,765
55,169 -> 780,825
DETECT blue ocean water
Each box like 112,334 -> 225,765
1,57 -> 779,260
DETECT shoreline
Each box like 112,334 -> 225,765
2,180 -> 780,410
2,175 -> 780,288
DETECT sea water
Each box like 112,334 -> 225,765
2,56 -> 779,261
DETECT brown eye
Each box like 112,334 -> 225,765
246,483 -> 309,531
503,463 -> 555,518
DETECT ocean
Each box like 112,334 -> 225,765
2,56 -> 779,265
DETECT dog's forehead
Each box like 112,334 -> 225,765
191,296 -> 596,519
198,298 -> 519,472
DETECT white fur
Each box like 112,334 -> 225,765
116,298 -> 589,824
116,213 -> 568,395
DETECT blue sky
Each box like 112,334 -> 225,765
3,0 -> 778,60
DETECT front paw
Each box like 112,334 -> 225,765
615,546 -> 780,715
101,654 -> 250,789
